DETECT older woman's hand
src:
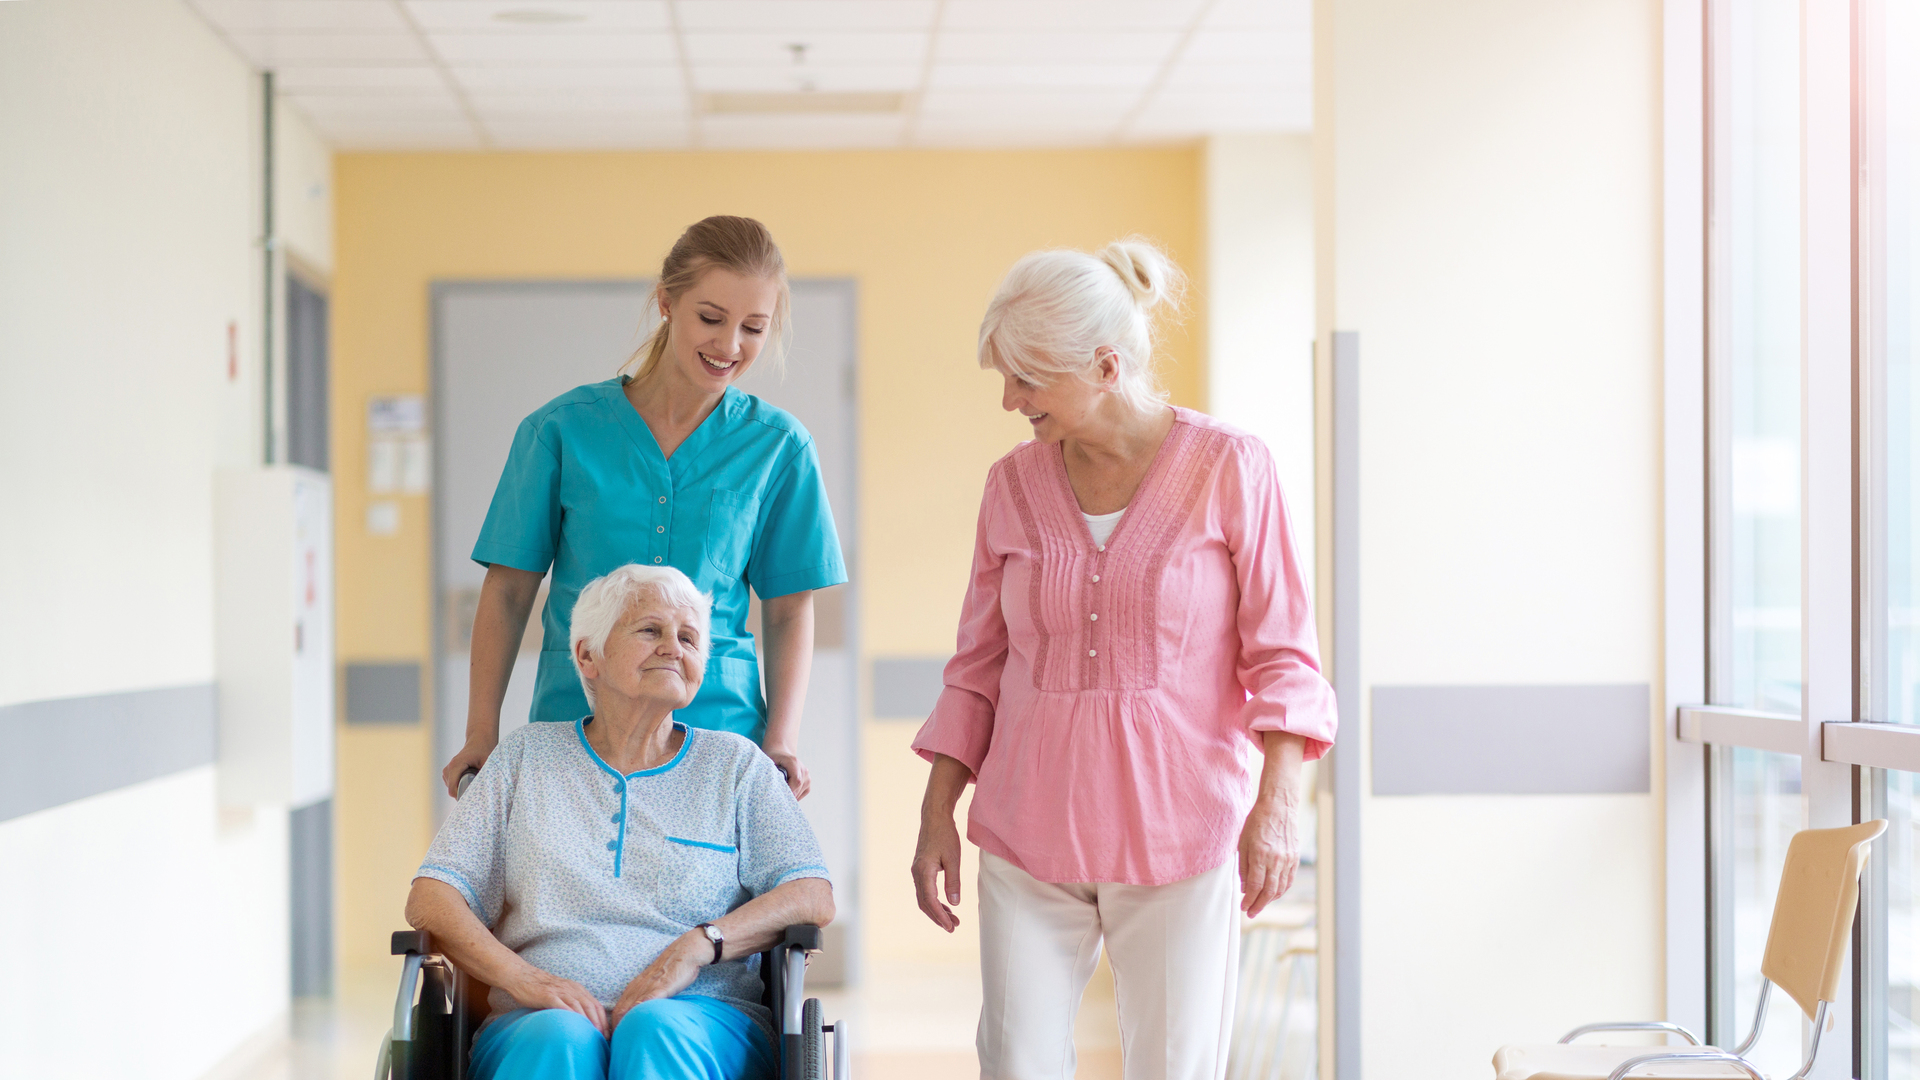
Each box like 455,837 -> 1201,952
501,966 -> 611,1035
1238,730 -> 1308,917
610,932 -> 706,1029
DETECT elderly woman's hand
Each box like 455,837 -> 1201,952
1238,730 -> 1308,917
609,932 -> 707,1029
500,966 -> 610,1035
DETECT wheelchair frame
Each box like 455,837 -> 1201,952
376,925 -> 848,1080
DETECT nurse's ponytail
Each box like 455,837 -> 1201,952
624,216 -> 792,381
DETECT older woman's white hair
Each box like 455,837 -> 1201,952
570,564 -> 713,706
977,236 -> 1187,414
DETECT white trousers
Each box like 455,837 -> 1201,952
976,851 -> 1240,1080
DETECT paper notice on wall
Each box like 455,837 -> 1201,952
368,395 -> 426,434
399,436 -> 431,494
367,395 -> 430,495
368,439 -> 400,493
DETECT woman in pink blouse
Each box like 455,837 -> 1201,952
909,240 -> 1337,1080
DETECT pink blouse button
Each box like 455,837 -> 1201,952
1091,574 -> 1100,582
1089,613 -> 1098,621
1088,650 -> 1097,658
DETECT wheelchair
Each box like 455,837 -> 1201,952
375,924 -> 848,1080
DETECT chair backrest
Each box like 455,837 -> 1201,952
1760,819 -> 1887,1019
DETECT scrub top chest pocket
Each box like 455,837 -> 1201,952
705,489 -> 760,581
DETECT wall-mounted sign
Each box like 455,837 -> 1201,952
367,395 -> 429,496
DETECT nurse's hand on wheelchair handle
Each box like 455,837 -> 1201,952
499,965 -> 609,1036
609,931 -> 706,1030
442,736 -> 496,797
765,746 -> 810,799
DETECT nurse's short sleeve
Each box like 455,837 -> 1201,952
734,753 -> 831,896
472,416 -> 561,574
745,438 -> 847,598
417,748 -> 512,924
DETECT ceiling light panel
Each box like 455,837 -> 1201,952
273,65 -> 449,91
190,0 -> 408,32
690,65 -> 920,92
401,0 -> 670,32
942,0 -> 1206,32
680,31 -> 925,66
225,32 -> 428,64
934,31 -> 1179,66
676,0 -> 938,32
427,31 -> 678,64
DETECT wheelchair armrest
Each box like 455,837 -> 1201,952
393,930 -> 433,957
783,925 -> 822,951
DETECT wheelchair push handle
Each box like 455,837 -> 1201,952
456,768 -> 477,798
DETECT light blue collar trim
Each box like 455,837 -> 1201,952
575,716 -> 693,779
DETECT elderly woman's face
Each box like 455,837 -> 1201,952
585,598 -> 705,710
999,356 -> 1113,444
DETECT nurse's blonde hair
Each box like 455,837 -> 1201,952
978,237 -> 1187,414
623,216 -> 792,381
570,564 -> 712,707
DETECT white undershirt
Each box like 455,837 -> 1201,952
1083,507 -> 1126,548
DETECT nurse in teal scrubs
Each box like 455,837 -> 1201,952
441,216 -> 846,798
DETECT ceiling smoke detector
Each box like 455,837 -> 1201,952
700,92 -> 907,115
492,8 -> 587,23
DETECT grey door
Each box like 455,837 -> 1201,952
432,280 -> 861,983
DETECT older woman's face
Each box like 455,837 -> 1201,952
999,351 -> 1118,444
585,598 -> 705,710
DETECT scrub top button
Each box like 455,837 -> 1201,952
653,557 -> 663,564
656,526 -> 665,533
658,496 -> 667,504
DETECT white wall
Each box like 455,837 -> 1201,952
0,0 -> 332,1074
1313,0 -> 1664,1076
1206,133 -> 1317,586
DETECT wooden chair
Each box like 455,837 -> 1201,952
1491,820 -> 1887,1080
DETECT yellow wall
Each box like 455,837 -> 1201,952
332,148 -> 1205,969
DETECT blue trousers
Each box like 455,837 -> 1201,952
469,995 -> 775,1080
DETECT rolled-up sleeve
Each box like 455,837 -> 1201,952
416,746 -> 514,924
1222,439 -> 1337,761
910,466 -> 1008,778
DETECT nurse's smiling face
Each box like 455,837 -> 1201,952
660,266 -> 781,393
579,596 -> 705,712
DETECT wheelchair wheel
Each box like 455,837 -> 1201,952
802,998 -> 824,1080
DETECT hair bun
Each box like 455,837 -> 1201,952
1098,237 -> 1187,314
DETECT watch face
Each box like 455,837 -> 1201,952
704,925 -> 723,942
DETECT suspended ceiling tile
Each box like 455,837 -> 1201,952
191,0 -> 409,32
274,65 -> 449,91
1158,62 -> 1306,90
928,63 -> 1158,90
316,119 -> 484,149
225,32 -> 430,64
909,121 -> 1115,148
941,0 -> 1206,33
401,0 -> 670,32
427,31 -> 678,63
449,64 -> 685,89
690,65 -> 920,93
1204,0 -> 1311,31
933,31 -> 1179,66
485,120 -> 693,148
680,31 -> 926,66
916,88 -> 1130,114
290,88 -> 466,116
465,89 -> 689,114
676,0 -> 938,32
697,113 -> 906,149
1178,29 -> 1307,67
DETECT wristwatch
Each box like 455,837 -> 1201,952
695,922 -> 724,965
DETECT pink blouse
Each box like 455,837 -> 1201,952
911,409 -> 1337,886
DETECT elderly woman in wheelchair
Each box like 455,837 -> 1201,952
404,563 -> 835,1080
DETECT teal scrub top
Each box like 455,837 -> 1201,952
473,377 -> 848,741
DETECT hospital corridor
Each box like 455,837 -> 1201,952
2,0 -> 1917,1079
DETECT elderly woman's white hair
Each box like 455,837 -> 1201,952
977,237 -> 1187,414
570,564 -> 713,706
